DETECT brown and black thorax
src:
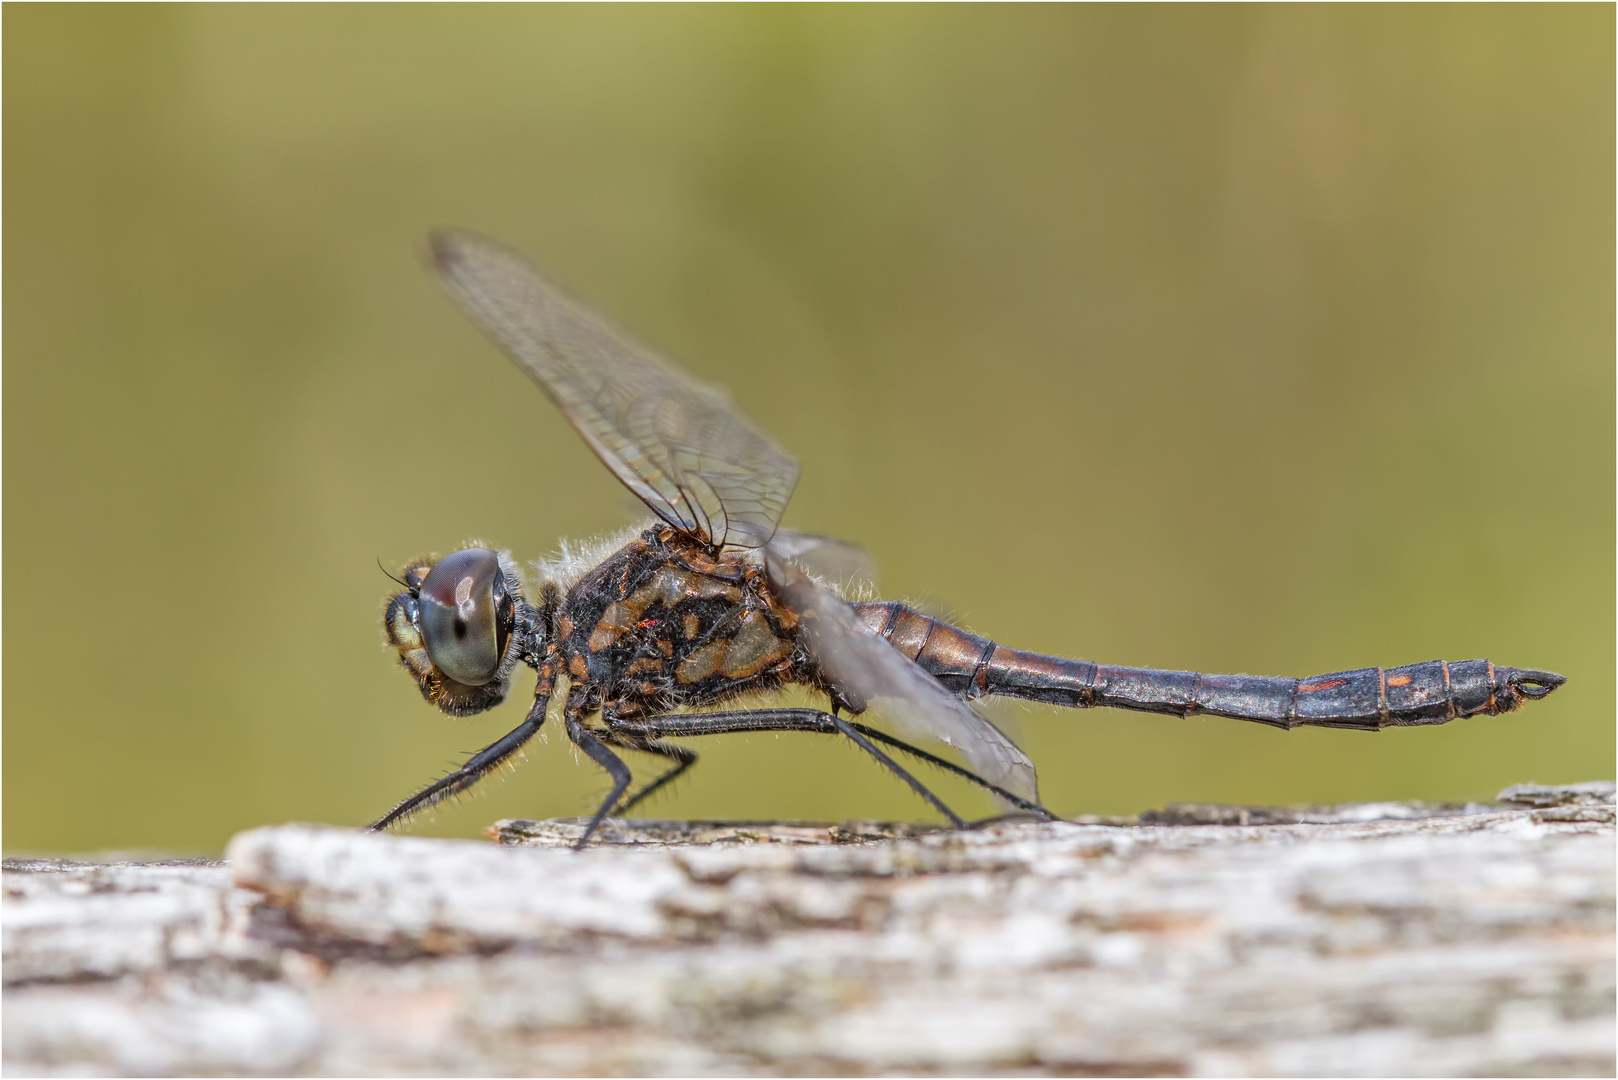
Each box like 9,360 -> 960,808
551,528 -> 809,720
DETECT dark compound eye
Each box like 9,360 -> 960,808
418,548 -> 505,686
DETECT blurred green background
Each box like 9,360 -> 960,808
5,6 -> 1611,856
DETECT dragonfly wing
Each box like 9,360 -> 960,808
765,548 -> 1039,805
767,529 -> 879,592
430,229 -> 799,550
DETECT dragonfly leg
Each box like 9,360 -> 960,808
628,708 -> 1003,828
629,709 -> 1055,819
370,690 -> 550,831
593,728 -> 698,817
841,720 -> 1058,821
567,713 -> 637,851
833,717 -> 967,828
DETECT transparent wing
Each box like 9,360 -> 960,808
768,529 -> 878,592
430,229 -> 799,549
765,548 -> 1040,805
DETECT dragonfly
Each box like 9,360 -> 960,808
375,229 -> 1567,848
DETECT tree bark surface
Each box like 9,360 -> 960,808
4,782 -> 1613,1077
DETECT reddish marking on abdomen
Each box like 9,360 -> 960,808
1299,678 -> 1347,693
1386,674 -> 1412,687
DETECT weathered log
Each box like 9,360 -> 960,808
4,782 -> 1613,1076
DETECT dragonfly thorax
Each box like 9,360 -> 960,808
549,529 -> 808,721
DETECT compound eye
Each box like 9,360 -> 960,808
419,548 -> 504,686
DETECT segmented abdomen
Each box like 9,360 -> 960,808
853,601 -> 1563,730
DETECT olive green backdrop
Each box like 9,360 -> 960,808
6,5 -> 1611,855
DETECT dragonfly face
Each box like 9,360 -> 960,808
383,545 -> 538,718
371,229 -> 1563,849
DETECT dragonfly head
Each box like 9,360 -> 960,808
383,545 -> 531,716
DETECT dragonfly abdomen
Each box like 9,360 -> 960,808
854,601 -> 1565,730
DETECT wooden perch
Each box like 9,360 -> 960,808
4,782 -> 1613,1076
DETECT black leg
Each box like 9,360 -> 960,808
624,708 -> 1057,820
841,721 -> 1058,821
370,692 -> 550,831
629,707 -> 1065,828
595,731 -> 698,817
567,714 -> 635,851
829,714 -> 967,827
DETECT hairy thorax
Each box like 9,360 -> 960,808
552,528 -> 806,719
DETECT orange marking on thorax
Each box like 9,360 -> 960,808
676,641 -> 727,684
590,600 -> 640,651
717,612 -> 794,679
